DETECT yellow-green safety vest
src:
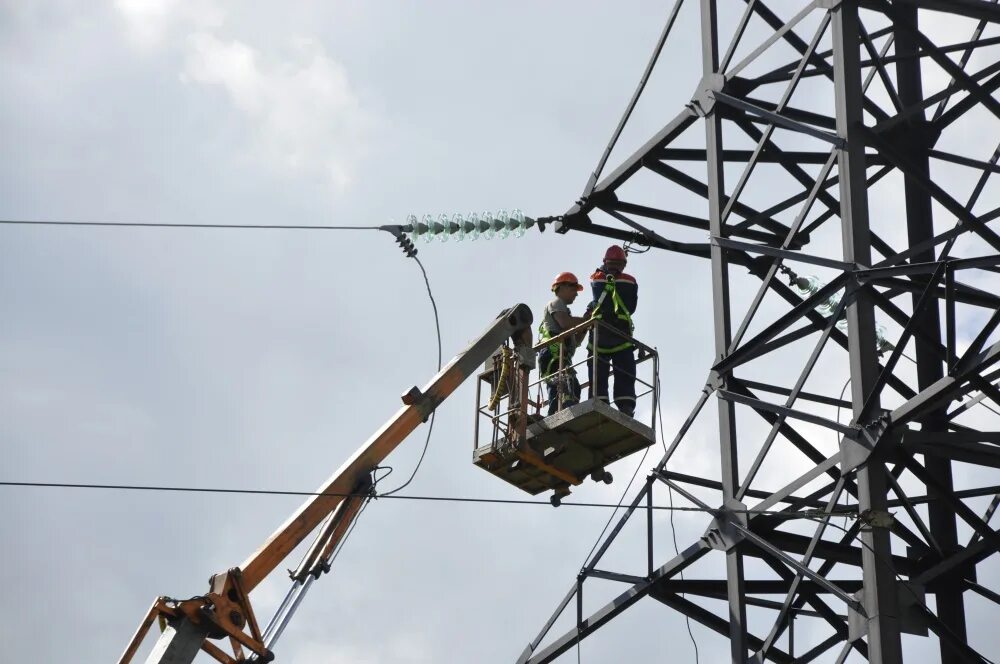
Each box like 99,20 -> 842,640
538,320 -> 577,378
589,276 -> 634,354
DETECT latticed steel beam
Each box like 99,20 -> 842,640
521,1 -> 999,661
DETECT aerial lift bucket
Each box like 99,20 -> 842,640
473,320 -> 657,505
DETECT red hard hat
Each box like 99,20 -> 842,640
551,271 -> 584,292
604,245 -> 627,262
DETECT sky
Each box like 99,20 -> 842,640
1,2 -> 998,663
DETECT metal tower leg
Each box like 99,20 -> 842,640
832,3 -> 903,663
892,6 -> 969,662
701,1 -> 748,661
525,2 -> 1000,661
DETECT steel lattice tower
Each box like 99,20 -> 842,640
521,1 -> 1000,662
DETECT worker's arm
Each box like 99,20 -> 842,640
551,310 -> 590,346
551,310 -> 586,331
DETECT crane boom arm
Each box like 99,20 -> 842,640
120,303 -> 534,664
240,302 -> 533,590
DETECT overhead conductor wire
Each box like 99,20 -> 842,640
582,0 -> 686,199
2,216 -> 444,495
0,219 -> 381,231
2,213 -> 444,647
0,481 -> 858,516
378,253 -> 442,497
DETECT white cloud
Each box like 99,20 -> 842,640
114,0 -> 224,50
113,1 -> 373,191
182,32 -> 371,191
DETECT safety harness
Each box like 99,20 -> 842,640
588,275 -> 634,354
538,320 -> 575,378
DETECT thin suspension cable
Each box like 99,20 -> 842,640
835,377 -> 854,529
657,375 -> 699,664
0,481 -> 851,517
6,215 -> 445,496
380,254 -> 442,497
578,359 -> 671,569
666,481 -> 699,664
582,0 -> 686,199
3,214 -> 446,499
580,444 -> 651,566
0,219 -> 381,230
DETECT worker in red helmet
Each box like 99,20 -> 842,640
538,272 -> 589,415
586,245 -> 639,417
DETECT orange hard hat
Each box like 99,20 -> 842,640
604,245 -> 627,262
552,271 -> 584,292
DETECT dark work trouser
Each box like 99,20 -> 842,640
539,348 -> 581,416
588,347 -> 637,416
546,371 -> 581,415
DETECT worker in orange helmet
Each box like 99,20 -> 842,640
586,245 -> 638,417
538,272 -> 589,415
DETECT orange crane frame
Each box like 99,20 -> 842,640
118,304 -> 535,664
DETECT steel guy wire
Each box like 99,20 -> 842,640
585,0 -> 685,197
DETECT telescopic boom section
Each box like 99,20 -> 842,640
241,303 -> 533,590
120,304 -> 534,664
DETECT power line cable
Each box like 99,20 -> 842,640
573,368 -> 693,663
3,215 -> 447,498
583,0 -> 686,198
379,254 -> 442,497
577,363 -> 677,570
580,442 -> 652,566
980,400 -> 1000,417
5,215 -> 442,492
573,432 -> 652,664
0,481 -> 852,517
0,219 -> 381,231
968,391 -> 1000,418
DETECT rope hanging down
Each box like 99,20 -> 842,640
487,346 -> 512,411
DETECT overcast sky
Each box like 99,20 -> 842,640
2,2 -> 998,663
